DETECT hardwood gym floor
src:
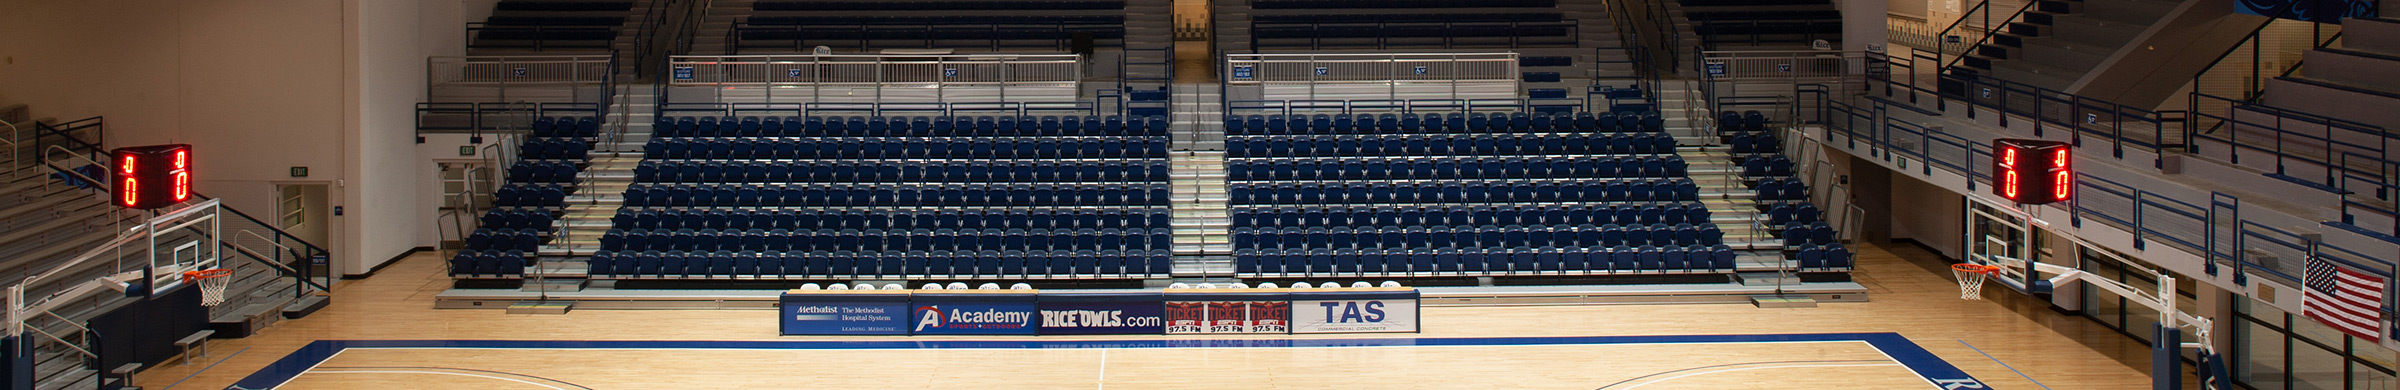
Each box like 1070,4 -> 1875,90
139,242 -> 2163,389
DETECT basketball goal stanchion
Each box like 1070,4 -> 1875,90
1949,263 -> 1997,300
184,269 -> 233,307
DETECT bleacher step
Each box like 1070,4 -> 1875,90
1750,296 -> 1819,308
505,301 -> 574,315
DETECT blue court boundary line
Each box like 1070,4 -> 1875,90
1960,339 -> 2052,390
229,333 -> 1987,389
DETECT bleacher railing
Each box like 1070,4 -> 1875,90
1223,53 -> 1522,102
728,21 -> 1123,53
2180,15 -> 2343,136
1221,98 -> 1566,116
1604,0 -> 1686,74
654,101 -> 1100,118
465,23 -> 618,52
664,53 -> 1085,105
1245,20 -> 1580,51
1810,94 -> 2397,301
418,54 -> 618,139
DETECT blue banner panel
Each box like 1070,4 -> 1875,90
911,302 -> 1040,335
780,291 -> 912,335
781,302 -> 910,335
1038,301 -> 1165,335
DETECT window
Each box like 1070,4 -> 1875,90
2233,298 -> 2399,390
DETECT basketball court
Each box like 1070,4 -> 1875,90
126,242 -> 2167,389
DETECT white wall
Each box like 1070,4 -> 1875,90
0,0 -> 479,276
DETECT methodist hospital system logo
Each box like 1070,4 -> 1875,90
913,305 -> 1035,332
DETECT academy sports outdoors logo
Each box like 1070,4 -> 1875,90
914,305 -> 1034,331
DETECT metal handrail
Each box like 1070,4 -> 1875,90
232,230 -> 330,294
1,118 -> 19,182
25,312 -> 95,360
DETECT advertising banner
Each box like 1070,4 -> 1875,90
1037,301 -> 1165,335
1292,299 -> 1419,334
909,302 -> 1039,335
780,292 -> 912,335
1165,300 -> 1288,334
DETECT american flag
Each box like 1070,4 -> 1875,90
2303,256 -> 2386,342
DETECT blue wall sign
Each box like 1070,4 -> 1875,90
787,68 -> 804,78
944,68 -> 959,77
1314,67 -> 1329,76
1038,301 -> 1165,335
1705,62 -> 1727,77
673,66 -> 695,81
781,301 -> 910,335
1232,66 -> 1254,79
1413,66 -> 1428,75
512,67 -> 528,77
1776,63 -> 1792,73
911,302 -> 1039,335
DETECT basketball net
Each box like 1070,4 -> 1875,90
1951,264 -> 1997,300
184,269 -> 233,307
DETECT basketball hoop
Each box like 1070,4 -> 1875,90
183,269 -> 233,307
1951,264 -> 1998,300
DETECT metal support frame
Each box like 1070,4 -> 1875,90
1968,200 -> 2224,389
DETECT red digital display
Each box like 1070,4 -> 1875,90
112,144 -> 193,210
1992,139 -> 2070,204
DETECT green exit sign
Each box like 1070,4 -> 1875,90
289,166 -> 309,177
459,146 -> 476,156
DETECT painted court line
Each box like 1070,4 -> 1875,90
1960,339 -> 2052,390
160,346 -> 248,390
228,333 -> 1987,389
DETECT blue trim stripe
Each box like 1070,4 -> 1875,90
230,333 -> 1985,389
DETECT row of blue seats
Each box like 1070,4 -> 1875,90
1740,155 -> 1797,177
530,117 -> 600,138
1253,12 -> 1560,23
1225,112 -> 1663,135
1717,111 -> 1775,133
1793,244 -> 1855,269
1235,224 -> 1725,250
1230,156 -> 1686,181
1234,203 -> 1711,228
754,0 -> 1125,11
652,115 -> 1168,138
621,184 -> 1171,207
612,207 -> 1168,231
1752,178 -> 1811,201
585,249 -> 1171,279
1728,132 -> 1783,154
509,161 -> 583,184
643,138 -> 1170,160
636,160 -> 1169,184
465,229 -> 546,252
1227,134 -> 1677,157
602,228 -> 1171,253
1774,222 -> 1839,246
520,138 -> 592,161
1230,179 -> 1701,204
482,208 -> 558,231
450,250 -> 530,277
1236,245 -> 1741,275
494,185 -> 572,207
1761,203 -> 1823,225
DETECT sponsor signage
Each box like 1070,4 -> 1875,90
911,303 -> 1038,335
1293,299 -> 1419,333
1232,66 -> 1253,79
673,66 -> 695,81
1166,292 -> 1296,334
779,292 -> 912,335
1038,301 -> 1165,335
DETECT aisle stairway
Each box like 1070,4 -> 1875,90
1169,151 -> 1234,278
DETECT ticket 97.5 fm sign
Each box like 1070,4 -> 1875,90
1165,301 -> 1289,334
1292,299 -> 1418,333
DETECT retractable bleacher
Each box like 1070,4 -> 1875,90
452,117 -> 602,278
581,115 -> 1175,282
1224,111 -> 1744,279
1718,111 -> 1851,271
